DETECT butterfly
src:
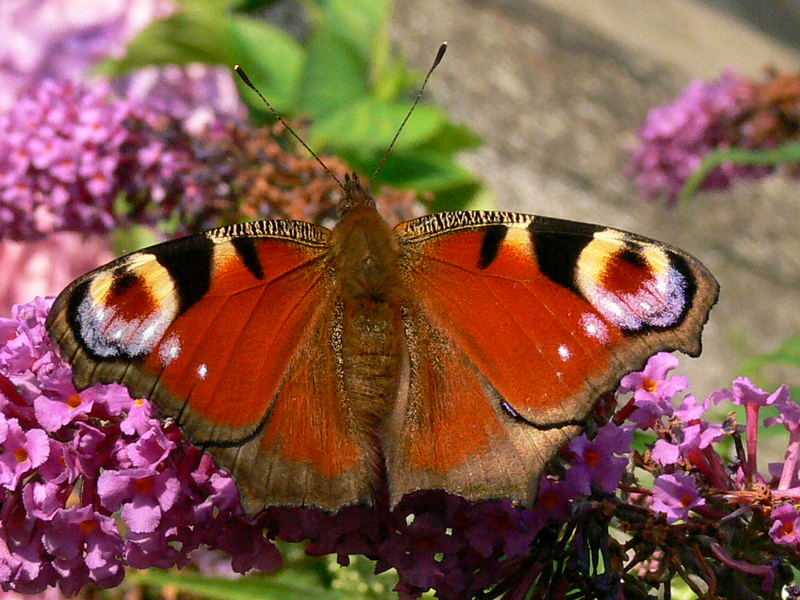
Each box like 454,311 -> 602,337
46,169 -> 718,515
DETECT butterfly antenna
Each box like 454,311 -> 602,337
371,42 -> 448,181
234,65 -> 346,191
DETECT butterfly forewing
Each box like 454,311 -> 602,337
46,219 -> 375,511
388,211 -> 718,502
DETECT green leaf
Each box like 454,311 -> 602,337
111,225 -> 161,256
295,29 -> 368,118
741,335 -> 800,398
129,569 -> 348,600
416,121 -> 482,154
232,0 -> 279,11
372,56 -> 412,102
308,99 -> 446,153
96,7 -> 237,75
320,0 -> 390,61
229,16 -> 304,113
426,179 -> 483,212
339,149 -> 480,210
372,150 -> 477,192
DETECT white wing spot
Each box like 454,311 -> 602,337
558,344 -> 571,361
141,322 -> 159,342
580,312 -> 610,344
197,363 -> 208,379
159,334 -> 182,367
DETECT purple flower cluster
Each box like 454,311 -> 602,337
117,64 -> 247,135
628,72 -> 763,203
0,297 -> 279,595
0,78 -> 215,240
0,298 -> 638,598
619,353 -> 800,549
0,0 -> 172,112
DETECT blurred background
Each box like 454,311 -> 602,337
390,0 -> 800,398
2,1 -> 800,596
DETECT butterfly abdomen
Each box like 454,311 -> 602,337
339,299 -> 404,427
331,198 -> 406,434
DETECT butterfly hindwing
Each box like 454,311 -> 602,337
46,220 -> 375,511
384,301 -> 580,505
388,211 -> 718,502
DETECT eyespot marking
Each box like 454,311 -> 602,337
575,231 -> 688,331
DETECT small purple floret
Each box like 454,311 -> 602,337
652,473 -> 705,523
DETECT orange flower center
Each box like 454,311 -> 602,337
643,378 -> 659,393
680,493 -> 694,508
79,519 -> 99,534
585,449 -> 602,468
539,490 -> 558,511
67,394 -> 82,409
13,447 -> 28,463
134,477 -> 154,494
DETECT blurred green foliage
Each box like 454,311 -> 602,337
741,334 -> 800,399
127,548 -> 406,600
98,0 -> 482,210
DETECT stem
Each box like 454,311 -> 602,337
744,403 -> 760,485
779,427 -> 800,490
703,445 -> 731,490
706,538 -> 775,581
0,371 -> 26,406
693,544 -> 717,598
773,487 -> 800,499
672,558 -> 706,597
612,397 -> 637,425
680,141 -> 800,203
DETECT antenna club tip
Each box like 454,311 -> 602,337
434,43 -> 448,67
234,65 -> 255,88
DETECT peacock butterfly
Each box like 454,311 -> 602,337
45,47 -> 719,515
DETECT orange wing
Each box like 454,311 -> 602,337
386,211 -> 718,504
46,220 -> 373,512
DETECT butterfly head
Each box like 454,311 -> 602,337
337,173 -> 375,217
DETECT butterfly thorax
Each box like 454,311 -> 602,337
332,177 -> 402,303
331,181 -> 405,430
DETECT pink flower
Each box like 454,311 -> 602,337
0,419 -> 49,489
628,71 -> 763,203
41,506 -> 124,595
652,473 -> 705,523
0,298 -> 280,594
651,419 -> 724,466
0,233 -> 114,317
618,352 -> 689,429
97,467 -> 180,533
117,63 -> 246,134
711,378 -> 790,484
769,503 -> 800,546
0,0 -> 173,111
566,423 -> 632,494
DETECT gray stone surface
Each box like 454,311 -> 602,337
391,0 -> 800,395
